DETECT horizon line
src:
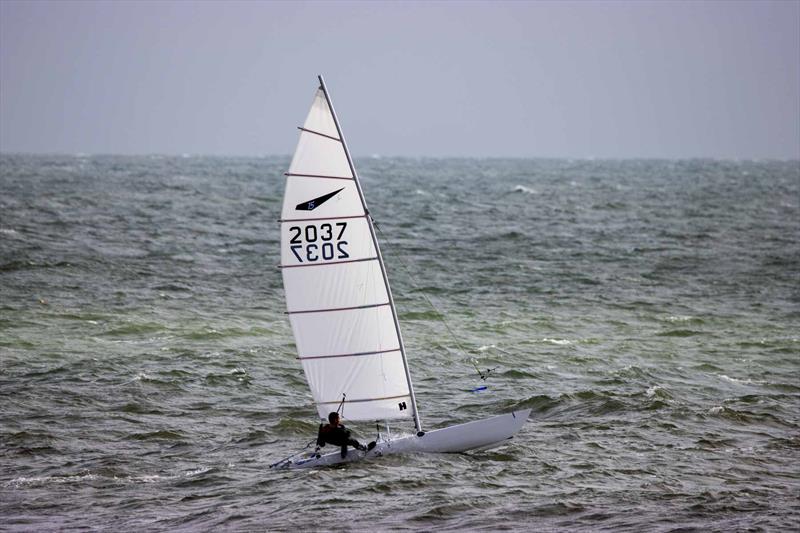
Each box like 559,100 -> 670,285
1,151 -> 798,163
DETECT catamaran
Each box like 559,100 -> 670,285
271,76 -> 530,469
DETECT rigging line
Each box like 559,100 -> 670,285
268,438 -> 317,468
373,221 -> 473,364
374,221 -> 500,381
337,393 -> 346,417
470,359 -> 488,381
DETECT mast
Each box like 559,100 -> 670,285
317,75 -> 423,433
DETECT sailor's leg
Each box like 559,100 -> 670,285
348,438 -> 366,452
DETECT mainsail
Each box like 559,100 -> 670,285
280,77 -> 421,428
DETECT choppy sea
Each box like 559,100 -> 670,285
1,154 -> 798,531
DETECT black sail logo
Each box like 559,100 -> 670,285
295,188 -> 344,211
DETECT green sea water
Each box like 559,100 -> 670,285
1,155 -> 798,531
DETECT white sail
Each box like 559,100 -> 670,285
270,77 -> 531,470
280,84 -> 416,423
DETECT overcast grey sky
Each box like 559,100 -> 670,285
1,0 -> 798,158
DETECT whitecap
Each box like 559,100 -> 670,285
665,315 -> 695,323
6,473 -> 100,487
719,374 -> 762,385
513,185 -> 537,194
542,338 -> 572,345
127,474 -> 165,484
185,467 -> 213,477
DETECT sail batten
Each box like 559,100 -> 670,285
297,126 -> 341,142
287,302 -> 390,315
298,347 -> 401,361
317,394 -> 410,405
284,173 -> 353,180
279,214 -> 367,223
279,256 -> 378,269
280,80 -> 419,425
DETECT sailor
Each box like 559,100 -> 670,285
316,412 -> 375,458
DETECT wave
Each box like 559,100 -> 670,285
117,402 -> 167,415
182,327 -> 270,340
126,429 -> 186,441
663,315 -> 705,324
513,394 -> 561,414
656,329 -> 705,337
273,417 -> 320,435
705,405 -> 796,428
496,369 -> 537,379
645,385 -> 673,400
4,467 -> 222,489
0,259 -> 71,272
5,473 -> 101,487
718,374 -> 765,385
204,368 -> 251,386
101,322 -> 165,336
541,338 -> 573,345
398,310 -> 442,320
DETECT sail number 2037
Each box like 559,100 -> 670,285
288,222 -> 349,263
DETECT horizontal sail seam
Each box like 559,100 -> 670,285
279,214 -> 367,223
298,347 -> 401,361
316,393 -> 410,405
279,256 -> 378,269
284,172 -> 353,181
286,302 -> 389,315
297,126 -> 341,142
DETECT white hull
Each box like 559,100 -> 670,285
271,408 -> 531,470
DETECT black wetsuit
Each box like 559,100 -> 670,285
316,423 -> 364,458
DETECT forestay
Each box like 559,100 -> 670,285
280,84 -> 417,423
